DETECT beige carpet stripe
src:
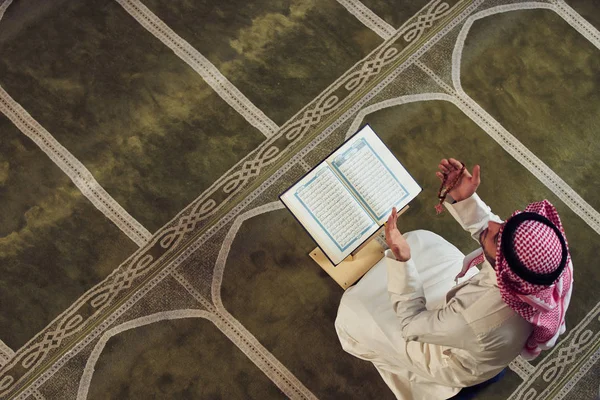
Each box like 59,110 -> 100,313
336,0 -> 395,40
0,0 -> 13,21
30,389 -> 44,400
552,0 -> 600,50
509,355 -> 536,381
115,0 -> 279,139
171,270 -> 215,312
0,340 -> 14,367
298,158 -> 312,172
0,86 -> 152,246
450,3 -> 600,236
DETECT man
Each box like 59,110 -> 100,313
335,158 -> 573,400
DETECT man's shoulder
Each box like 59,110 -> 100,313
460,285 -> 510,323
462,286 -> 530,339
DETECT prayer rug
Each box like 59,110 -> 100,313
0,0 -> 598,399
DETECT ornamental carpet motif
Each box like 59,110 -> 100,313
0,0 -> 598,399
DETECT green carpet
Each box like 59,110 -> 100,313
0,0 -> 598,399
0,0 -> 266,233
0,116 -> 137,349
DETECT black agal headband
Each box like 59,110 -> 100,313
501,212 -> 568,286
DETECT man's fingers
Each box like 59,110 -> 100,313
385,215 -> 394,240
438,163 -> 449,174
386,213 -> 393,228
435,171 -> 444,182
448,158 -> 462,169
440,159 -> 452,171
386,208 -> 398,239
472,165 -> 481,185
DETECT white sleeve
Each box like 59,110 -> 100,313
444,194 -> 503,242
386,254 -> 475,350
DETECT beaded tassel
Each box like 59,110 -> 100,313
435,162 -> 465,214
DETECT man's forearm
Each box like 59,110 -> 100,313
444,193 -> 503,241
385,254 -> 427,336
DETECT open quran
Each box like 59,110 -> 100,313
280,125 -> 421,266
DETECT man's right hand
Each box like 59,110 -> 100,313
436,158 -> 481,202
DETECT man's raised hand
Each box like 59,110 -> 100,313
385,207 -> 411,262
436,158 -> 481,202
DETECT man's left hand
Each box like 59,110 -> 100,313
385,207 -> 411,262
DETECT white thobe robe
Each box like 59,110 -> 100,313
335,194 -> 533,400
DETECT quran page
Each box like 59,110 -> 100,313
280,164 -> 378,265
328,125 -> 421,225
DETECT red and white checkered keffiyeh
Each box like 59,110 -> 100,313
495,200 -> 573,360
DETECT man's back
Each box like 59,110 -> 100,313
441,261 -> 532,380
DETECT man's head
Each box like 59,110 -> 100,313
491,200 -> 573,359
494,200 -> 569,290
479,203 -> 568,282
